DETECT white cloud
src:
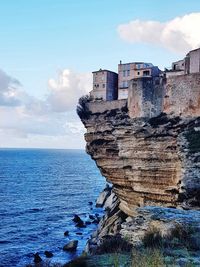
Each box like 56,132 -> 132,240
0,69 -> 22,106
0,68 -> 91,148
47,69 -> 92,112
117,13 -> 200,53
64,121 -> 85,134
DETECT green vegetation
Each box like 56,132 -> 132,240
94,235 -> 132,255
185,129 -> 200,153
131,249 -> 165,267
26,227 -> 200,266
64,256 -> 88,267
76,95 -> 91,120
142,226 -> 163,249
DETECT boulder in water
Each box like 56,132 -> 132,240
44,251 -> 53,258
64,230 -> 69,236
34,252 -> 42,263
63,240 -> 78,251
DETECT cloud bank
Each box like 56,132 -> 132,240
117,13 -> 200,53
48,69 -> 92,112
0,68 -> 91,148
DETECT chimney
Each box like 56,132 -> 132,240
120,60 -> 122,65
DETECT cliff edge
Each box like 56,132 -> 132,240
79,98 -> 200,216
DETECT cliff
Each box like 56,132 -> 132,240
80,100 -> 200,216
76,86 -> 200,265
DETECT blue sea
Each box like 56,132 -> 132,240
0,149 -> 105,267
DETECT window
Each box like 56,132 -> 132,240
127,70 -> 130,76
143,70 -> 150,76
123,70 -> 126,77
137,71 -> 140,75
122,81 -> 128,88
102,84 -> 105,88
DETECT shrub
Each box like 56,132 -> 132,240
76,95 -> 91,120
131,249 -> 165,267
94,235 -> 132,255
64,256 -> 88,267
143,227 -> 163,249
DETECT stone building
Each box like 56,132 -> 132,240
118,62 -> 161,99
185,48 -> 200,74
166,48 -> 200,77
90,69 -> 118,101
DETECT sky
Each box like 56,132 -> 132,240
0,0 -> 200,149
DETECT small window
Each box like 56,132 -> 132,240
102,84 -> 105,88
143,70 -> 150,76
137,71 -> 140,75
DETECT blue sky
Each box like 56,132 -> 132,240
0,0 -> 200,148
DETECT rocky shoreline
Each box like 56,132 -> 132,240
84,186 -> 200,266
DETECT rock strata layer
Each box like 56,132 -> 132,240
81,102 -> 200,216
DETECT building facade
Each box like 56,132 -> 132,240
118,62 -> 161,99
90,69 -> 118,101
166,48 -> 200,77
186,48 -> 200,74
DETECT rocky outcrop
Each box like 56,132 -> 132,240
63,240 -> 78,251
81,102 -> 200,216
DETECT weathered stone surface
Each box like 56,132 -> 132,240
81,105 -> 200,216
96,186 -> 111,207
120,206 -> 200,246
103,192 -> 118,210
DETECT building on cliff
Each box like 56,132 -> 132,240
90,69 -> 118,101
166,48 -> 200,77
118,61 -> 161,100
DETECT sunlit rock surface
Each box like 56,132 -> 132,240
81,102 -> 200,216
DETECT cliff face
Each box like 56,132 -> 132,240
81,101 -> 200,216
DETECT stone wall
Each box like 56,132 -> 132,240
128,77 -> 163,118
163,73 -> 200,117
87,99 -> 127,114
90,72 -> 200,119
127,73 -> 200,119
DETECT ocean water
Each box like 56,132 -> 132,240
0,149 -> 105,267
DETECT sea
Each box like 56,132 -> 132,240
0,149 -> 105,267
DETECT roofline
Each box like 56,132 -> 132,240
186,47 -> 200,55
172,59 -> 185,64
92,69 -> 118,74
118,62 -> 154,66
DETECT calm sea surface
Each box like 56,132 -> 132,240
0,149 -> 105,267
